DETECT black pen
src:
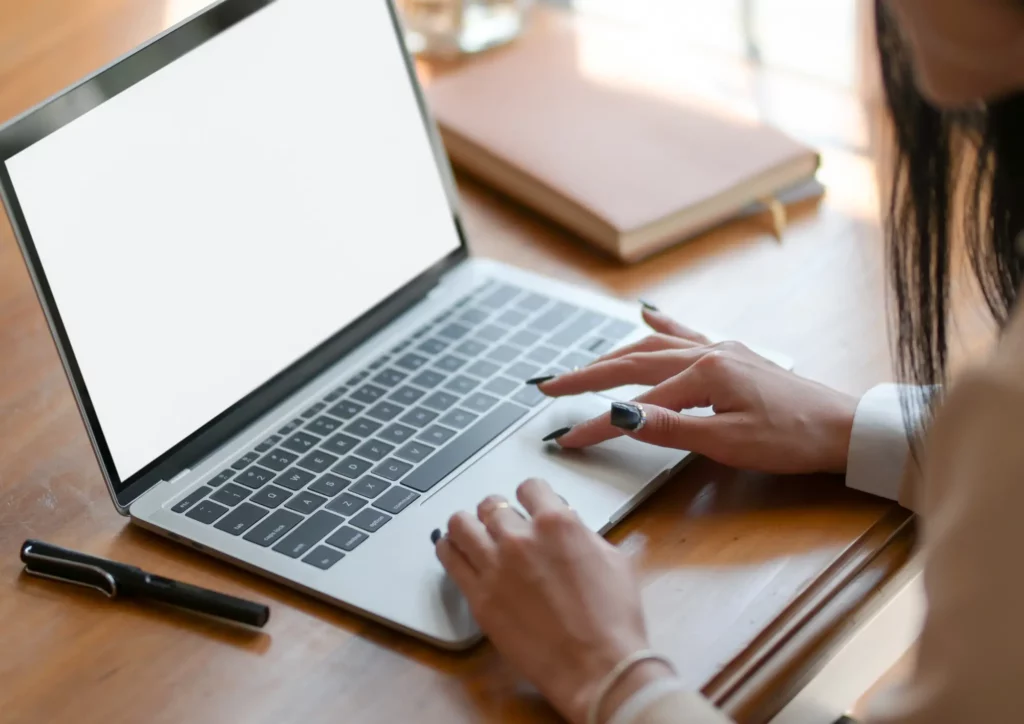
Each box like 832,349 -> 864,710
20,539 -> 270,628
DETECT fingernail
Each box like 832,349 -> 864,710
526,375 -> 556,386
640,300 -> 659,312
610,402 -> 645,431
543,426 -> 572,442
430,528 -> 442,545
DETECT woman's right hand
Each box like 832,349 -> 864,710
538,307 -> 859,475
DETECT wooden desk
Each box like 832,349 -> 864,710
0,2 -> 916,722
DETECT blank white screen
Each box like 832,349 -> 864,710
5,0 -> 461,480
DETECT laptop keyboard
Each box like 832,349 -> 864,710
170,280 -> 637,570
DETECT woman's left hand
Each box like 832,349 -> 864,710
435,478 -> 675,724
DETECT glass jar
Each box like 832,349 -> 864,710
396,0 -> 529,57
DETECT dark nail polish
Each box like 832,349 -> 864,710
526,375 -> 556,386
610,402 -> 644,431
640,300 -> 659,312
542,426 -> 572,442
430,528 -> 442,545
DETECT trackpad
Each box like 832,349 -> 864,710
424,395 -> 690,529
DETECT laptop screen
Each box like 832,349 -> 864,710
2,0 -> 462,482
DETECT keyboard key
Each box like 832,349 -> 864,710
505,361 -> 542,381
395,440 -> 435,464
526,346 -> 560,364
372,368 -> 407,388
390,340 -> 410,353
413,325 -> 431,338
354,439 -> 395,462
231,451 -> 259,470
416,338 -> 449,355
214,502 -> 268,536
486,344 -> 520,363
372,458 -> 413,481
244,509 -> 303,547
559,351 -> 596,369
185,499 -> 229,524
366,401 -> 404,422
438,323 -> 470,341
400,406 -> 438,427
345,370 -> 369,387
388,385 -> 425,406
210,483 -> 251,508
439,408 -> 478,430
332,456 -> 373,479
322,433 -> 359,456
284,490 -> 329,515
432,310 -> 452,325
368,355 -> 389,370
423,391 -> 459,411
209,469 -> 235,487
585,337 -> 615,354
327,400 -> 364,420
512,385 -> 547,407
463,392 -> 500,413
458,308 -> 488,325
303,545 -> 345,570
172,486 -> 212,514
254,436 -> 281,453
466,359 -> 501,379
349,509 -> 392,534
395,352 -> 429,371
484,377 -> 518,396
434,354 -> 467,372
374,487 -> 420,514
509,329 -> 541,348
476,324 -> 507,343
325,525 -> 369,551
516,292 -> 549,311
302,402 -> 327,418
418,425 -> 458,446
273,510 -> 344,558
600,319 -> 636,341
277,418 -> 303,436
410,369 -> 446,389
258,448 -> 299,472
379,422 -> 417,445
349,476 -> 391,499
325,492 -> 368,517
481,284 -> 520,308
297,450 -> 339,474
275,467 -> 317,491
344,417 -> 383,438
251,484 -> 291,508
305,416 -> 343,437
549,311 -> 608,347
455,339 -> 488,357
444,375 -> 479,395
309,473 -> 349,497
281,431 -> 320,454
498,309 -> 528,327
528,303 -> 574,333
401,402 -> 528,493
351,384 -> 387,405
323,386 -> 348,402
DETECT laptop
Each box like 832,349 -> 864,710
0,0 -> 789,648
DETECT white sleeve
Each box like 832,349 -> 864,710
845,383 -> 920,501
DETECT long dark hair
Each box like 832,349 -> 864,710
875,1 -> 1024,435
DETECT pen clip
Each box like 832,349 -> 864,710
22,543 -> 118,598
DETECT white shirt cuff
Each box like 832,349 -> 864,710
607,678 -> 685,724
846,383 -> 920,501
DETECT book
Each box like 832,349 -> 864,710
423,8 -> 821,262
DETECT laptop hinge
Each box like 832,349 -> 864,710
167,469 -> 192,486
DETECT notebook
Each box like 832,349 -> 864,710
423,8 -> 821,262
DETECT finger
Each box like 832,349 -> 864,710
446,510 -> 497,572
642,308 -> 711,344
608,400 -> 721,451
435,537 -> 479,594
516,478 -> 567,518
590,333 -> 700,366
539,350 -> 707,397
477,495 -> 530,540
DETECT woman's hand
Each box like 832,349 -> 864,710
435,478 -> 674,724
540,307 -> 858,475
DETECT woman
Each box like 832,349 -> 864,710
433,1 -> 1024,723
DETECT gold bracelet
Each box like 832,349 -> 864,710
586,649 -> 677,724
